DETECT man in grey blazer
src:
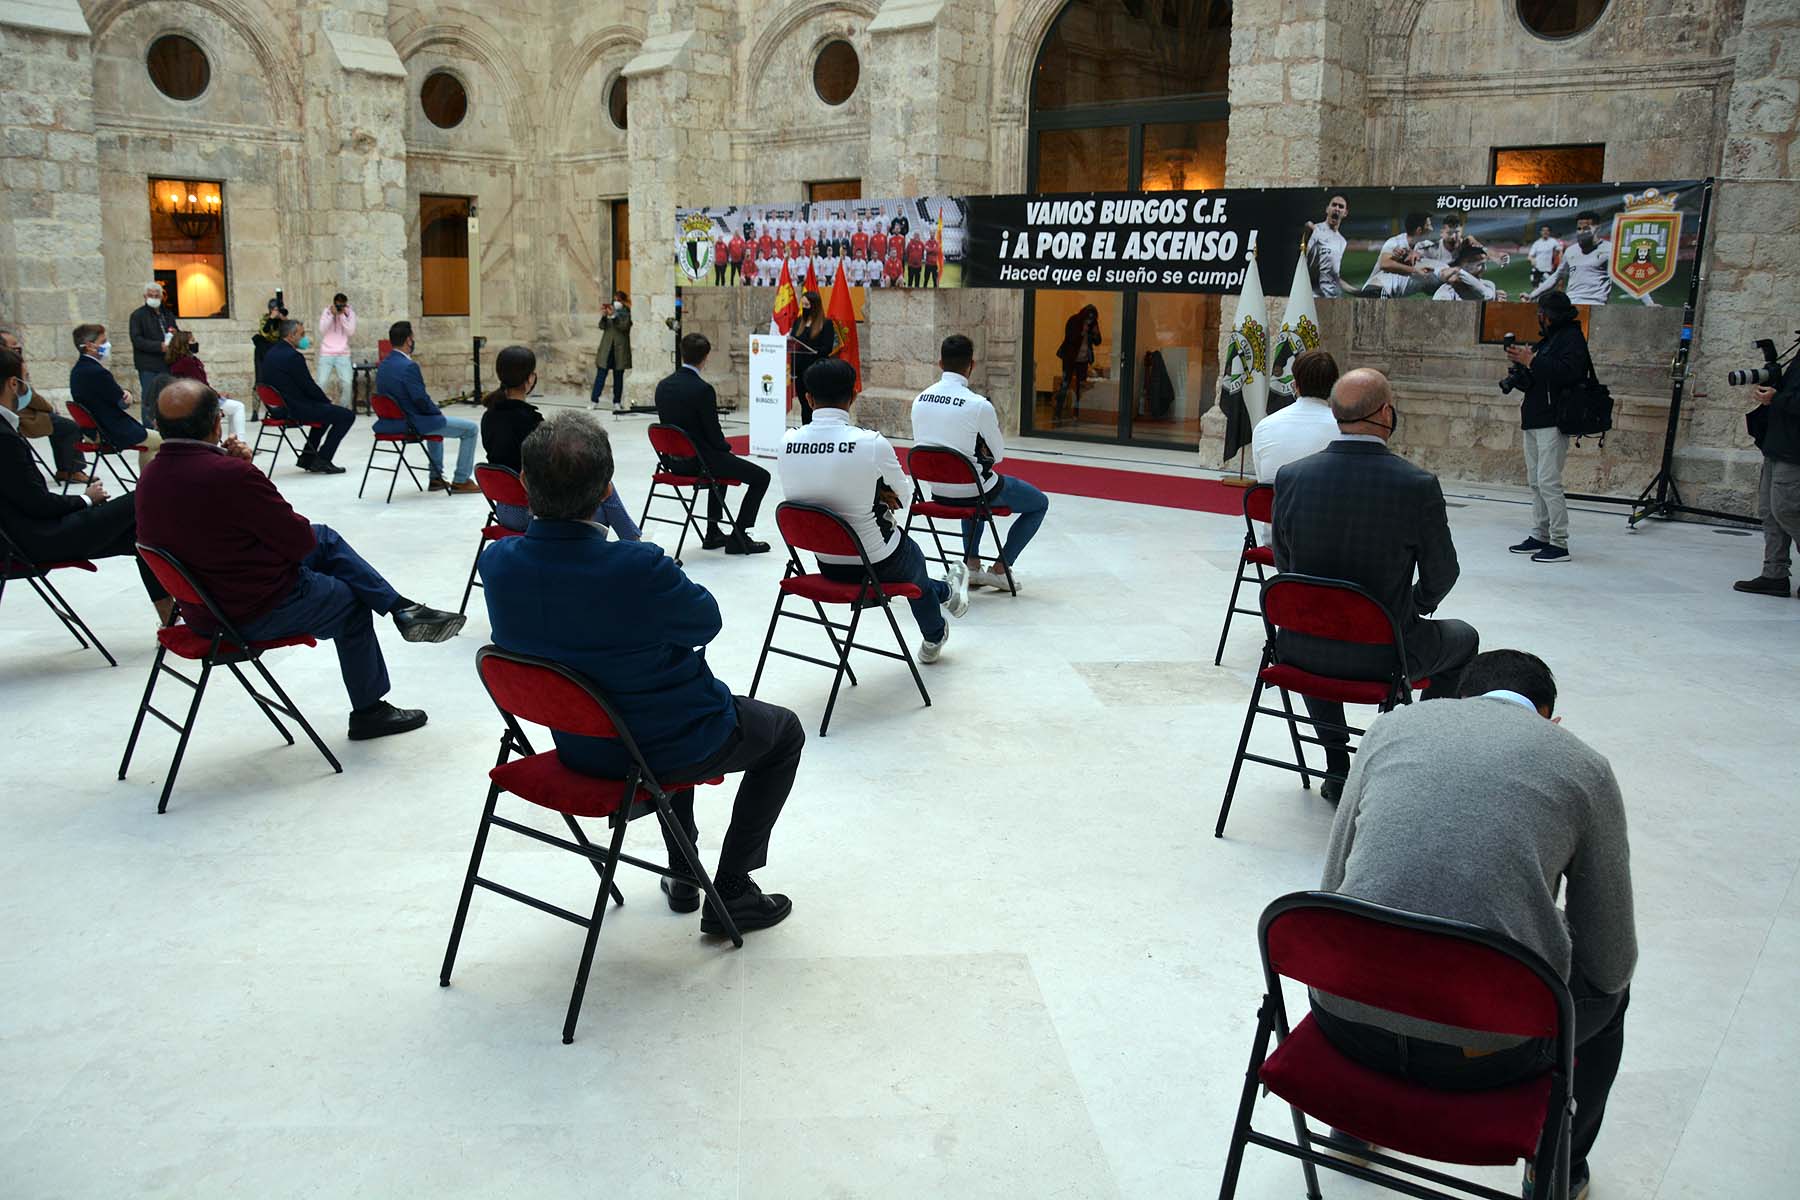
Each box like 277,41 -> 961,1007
1271,367 -> 1479,800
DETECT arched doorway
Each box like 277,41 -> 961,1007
1024,0 -> 1231,447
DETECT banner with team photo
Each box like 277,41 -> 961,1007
677,181 -> 1705,307
675,196 -> 967,291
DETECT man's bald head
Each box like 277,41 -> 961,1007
156,377 -> 222,442
1330,367 -> 1396,439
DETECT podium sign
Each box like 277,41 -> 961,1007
747,334 -> 789,459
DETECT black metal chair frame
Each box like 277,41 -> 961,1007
1217,890 -> 1576,1200
748,501 -> 930,737
1213,482 -> 1274,665
902,443 -> 1018,597
63,399 -> 140,494
0,524 -> 116,666
360,394 -> 449,502
638,423 -> 743,566
250,387 -> 324,476
458,464 -> 527,615
1215,574 -> 1419,838
441,646 -> 745,1044
119,544 -> 342,813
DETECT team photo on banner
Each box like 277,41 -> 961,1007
675,196 -> 967,291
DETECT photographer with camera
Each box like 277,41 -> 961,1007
1503,291 -> 1589,563
1734,336 -> 1800,599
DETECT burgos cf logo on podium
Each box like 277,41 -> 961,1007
1609,189 -> 1682,299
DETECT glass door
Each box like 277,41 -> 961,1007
1031,291 -> 1124,438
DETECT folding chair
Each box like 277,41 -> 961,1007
748,501 -> 930,736
1213,483 -> 1274,665
440,646 -> 744,1043
24,436 -> 58,482
120,544 -> 343,813
360,393 -> 447,501
63,399 -> 141,494
1217,890 -> 1577,1200
458,463 -> 529,615
0,524 -> 116,666
638,423 -> 743,566
903,444 -> 1018,596
1215,574 -> 1429,838
250,384 -> 324,475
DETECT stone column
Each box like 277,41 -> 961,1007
859,0 -> 993,437
622,0 -> 736,408
0,0 -> 106,371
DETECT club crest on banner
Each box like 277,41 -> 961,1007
1609,189 -> 1682,299
678,213 -> 714,282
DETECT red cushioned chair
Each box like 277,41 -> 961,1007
63,398 -> 142,494
1217,890 -> 1577,1200
1213,482 -> 1275,665
250,384 -> 325,475
747,501 -> 930,737
119,544 -> 342,814
359,393 -> 447,502
458,463 -> 529,615
638,423 -> 744,566
440,646 -> 742,1044
1215,574 -> 1429,838
903,444 -> 1018,597
0,523 -> 115,666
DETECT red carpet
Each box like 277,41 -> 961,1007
726,436 -> 1242,515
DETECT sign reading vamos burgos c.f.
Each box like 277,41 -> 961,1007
676,182 -> 1705,305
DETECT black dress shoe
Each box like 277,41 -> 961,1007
295,451 -> 318,469
725,533 -> 771,555
392,603 -> 467,643
1734,574 -> 1793,596
1319,752 -> 1352,804
347,701 -> 428,741
700,532 -> 730,550
303,458 -> 346,475
700,878 -> 792,936
661,876 -> 701,913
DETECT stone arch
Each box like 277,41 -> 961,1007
994,0 -> 1075,124
738,0 -> 879,118
547,25 -> 641,155
86,0 -> 301,126
392,20 -> 530,147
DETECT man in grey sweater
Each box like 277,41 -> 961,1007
1311,649 -> 1634,1199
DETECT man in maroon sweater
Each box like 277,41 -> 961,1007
136,379 -> 466,740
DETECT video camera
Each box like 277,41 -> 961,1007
1725,335 -> 1796,388
1497,331 -> 1531,395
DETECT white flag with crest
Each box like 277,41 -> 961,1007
1219,250 -> 1269,463
1267,251 -> 1322,415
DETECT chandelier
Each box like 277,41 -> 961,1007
159,181 -> 221,241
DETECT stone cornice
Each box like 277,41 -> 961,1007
2,0 -> 89,37
94,112 -> 302,145
407,148 -> 529,169
1368,56 -> 1735,101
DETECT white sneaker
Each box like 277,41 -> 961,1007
945,561 -> 970,618
920,626 -> 948,664
972,567 -> 1017,592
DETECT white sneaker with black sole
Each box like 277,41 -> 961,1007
946,561 -> 970,618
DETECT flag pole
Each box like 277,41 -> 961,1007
1221,239 -> 1265,490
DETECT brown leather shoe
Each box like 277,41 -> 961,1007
447,479 -> 481,495
55,470 -> 93,484
428,477 -> 451,492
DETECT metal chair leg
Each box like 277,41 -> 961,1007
156,658 -> 215,814
655,798 -> 743,947
1214,555 -> 1251,666
440,786 -> 501,987
227,661 -> 294,745
878,596 -> 931,709
1216,676 -> 1267,838
118,646 -> 168,779
249,657 -> 343,774
818,603 -> 864,736
561,815 -> 628,1044
1276,686 -> 1311,790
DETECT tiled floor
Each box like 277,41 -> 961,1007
2,399 -> 1794,1198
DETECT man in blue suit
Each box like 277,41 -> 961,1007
261,318 -> 355,473
374,320 -> 479,493
479,411 -> 802,936
68,323 -> 161,467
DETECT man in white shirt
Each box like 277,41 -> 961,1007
1253,350 -> 1342,484
910,334 -> 1050,590
1527,212 -> 1624,306
779,359 -> 968,663
1305,193 -> 1349,298
1527,224 -> 1562,289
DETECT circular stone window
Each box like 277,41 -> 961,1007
607,75 -> 628,131
813,40 -> 860,106
146,35 -> 210,102
421,71 -> 468,129
1517,0 -> 1609,39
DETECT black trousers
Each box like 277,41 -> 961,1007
656,696 -> 804,877
13,495 -> 167,603
1278,617 -> 1479,750
1311,977 -> 1628,1176
282,398 -> 355,462
672,454 -> 770,532
42,414 -> 88,473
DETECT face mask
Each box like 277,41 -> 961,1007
96,341 -> 111,358
1577,231 -> 1597,249
7,382 -> 27,411
298,336 -> 311,350
146,297 -> 161,309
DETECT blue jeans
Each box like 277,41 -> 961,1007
236,524 -> 402,712
424,415 -> 479,483
591,366 -> 625,407
820,537 -> 949,642
493,491 -> 641,540
960,474 -> 1049,564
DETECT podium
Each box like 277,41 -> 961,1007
746,334 -> 789,459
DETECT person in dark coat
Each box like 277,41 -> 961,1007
68,323 -> 162,467
591,291 -> 633,412
0,323 -> 87,483
652,333 -> 770,554
788,290 -> 836,426
1055,304 -> 1101,420
260,318 -> 355,473
127,282 -> 179,426
1503,291 -> 1589,563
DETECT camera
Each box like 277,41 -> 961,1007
1497,332 -> 1531,394
1726,337 -> 1788,388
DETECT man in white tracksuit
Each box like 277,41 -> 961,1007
909,334 -> 1051,591
779,358 -> 969,663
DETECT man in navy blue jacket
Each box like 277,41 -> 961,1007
261,319 -> 355,473
373,320 -> 479,493
68,323 -> 162,467
479,411 -> 802,935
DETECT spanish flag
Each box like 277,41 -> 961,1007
772,258 -> 800,334
826,257 -> 861,393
